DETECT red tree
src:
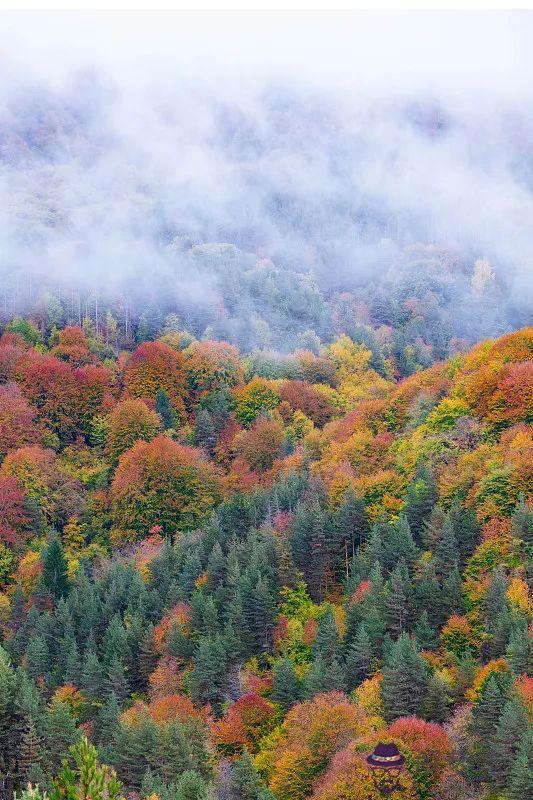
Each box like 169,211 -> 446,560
0,382 -> 42,458
0,475 -> 30,548
124,341 -> 187,421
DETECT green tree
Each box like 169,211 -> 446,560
50,737 -> 124,800
345,622 -> 372,691
507,730 -> 533,800
491,697 -> 529,789
382,633 -> 429,722
230,749 -> 274,800
42,537 -> 70,600
156,389 -> 176,430
272,658 -> 301,710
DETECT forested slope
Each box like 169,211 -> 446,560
0,319 -> 531,800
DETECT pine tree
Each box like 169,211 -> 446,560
81,646 -> 104,700
195,409 -> 217,455
381,633 -> 429,722
385,560 -> 410,639
441,566 -> 465,618
230,748 -> 274,800
105,656 -> 129,705
272,658 -> 301,710
467,674 -> 510,782
434,516 -> 458,578
156,389 -> 176,429
491,697 -> 529,789
252,578 -> 275,653
404,466 -> 437,543
41,701 -> 80,775
42,537 -> 70,600
507,730 -> 533,800
51,737 -> 123,800
345,622 -> 372,691
189,635 -> 227,709
174,770 -> 209,800
24,635 -> 51,685
96,692 -> 121,747
18,717 -> 42,786
506,617 -> 533,674
313,607 -> 340,662
414,610 -> 437,651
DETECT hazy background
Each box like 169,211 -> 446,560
0,10 -> 531,351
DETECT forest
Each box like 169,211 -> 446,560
0,306 -> 531,800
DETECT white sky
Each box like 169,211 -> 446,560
0,10 -> 531,97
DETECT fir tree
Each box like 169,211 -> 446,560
507,730 -> 533,800
230,748 -> 274,800
189,635 -> 227,709
434,515 -> 458,578
272,658 -> 301,710
81,646 -> 104,700
345,622 -> 372,691
506,617 -> 533,674
105,656 -> 130,705
385,560 -> 410,639
156,389 -> 176,429
313,607 -> 340,662
381,633 -> 429,722
414,610 -> 437,651
41,537 -> 70,600
491,697 -> 529,789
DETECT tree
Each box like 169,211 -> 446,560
230,749 -> 274,800
124,341 -> 187,422
50,737 -> 124,800
42,537 -> 70,600
233,416 -> 285,473
272,658 -> 301,710
110,436 -> 221,538
189,635 -> 227,709
107,398 -> 160,463
345,622 -> 372,691
507,730 -> 533,800
506,618 -> 533,674
0,475 -> 30,549
0,382 -> 42,459
491,696 -> 529,789
233,378 -> 281,426
156,389 -> 176,430
386,560 -> 410,639
382,633 -> 429,722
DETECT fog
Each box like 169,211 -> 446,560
0,10 -> 532,346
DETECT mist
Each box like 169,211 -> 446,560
0,10 -> 532,351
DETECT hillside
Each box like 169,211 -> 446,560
0,321 -> 531,800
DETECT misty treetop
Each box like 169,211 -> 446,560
0,316 -> 531,800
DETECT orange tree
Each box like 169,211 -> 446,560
110,435 -> 221,539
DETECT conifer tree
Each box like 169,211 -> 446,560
230,749 -> 274,800
491,697 -> 529,789
385,560 -> 410,638
105,656 -> 129,705
313,607 -> 340,662
81,646 -> 104,700
381,633 -> 429,721
189,635 -> 227,709
156,388 -> 176,429
345,622 -> 372,691
42,536 -> 70,600
434,515 -> 458,578
506,617 -> 533,674
272,658 -> 301,710
414,610 -> 437,651
507,730 -> 533,800
404,466 -> 437,542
